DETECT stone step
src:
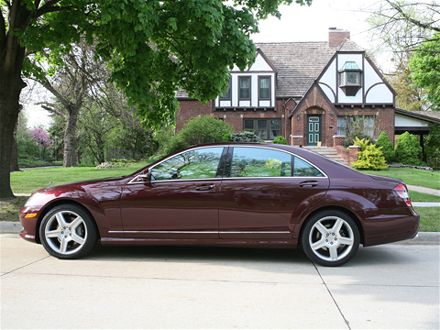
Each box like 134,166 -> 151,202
303,146 -> 348,166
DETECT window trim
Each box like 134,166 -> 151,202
219,77 -> 232,101
258,75 -> 271,101
128,145 -> 327,184
238,75 -> 252,101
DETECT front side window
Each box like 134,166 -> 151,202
294,157 -> 324,177
230,147 -> 292,178
150,147 -> 224,181
243,119 -> 281,140
258,76 -> 271,100
238,76 -> 251,100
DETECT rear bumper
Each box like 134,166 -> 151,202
19,207 -> 40,243
363,212 -> 420,247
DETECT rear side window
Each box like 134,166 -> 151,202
230,147 -> 292,177
294,157 -> 324,177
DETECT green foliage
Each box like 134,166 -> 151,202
353,137 -> 370,151
375,131 -> 394,162
395,132 -> 422,165
230,131 -> 262,143
425,124 -> 440,169
352,144 -> 388,170
409,33 -> 440,110
169,116 -> 233,152
272,136 -> 288,144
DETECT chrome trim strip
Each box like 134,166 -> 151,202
108,230 -> 291,234
127,144 -> 328,185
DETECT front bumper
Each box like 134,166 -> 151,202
363,212 -> 420,247
19,206 -> 41,243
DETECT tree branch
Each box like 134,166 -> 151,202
38,102 -> 66,118
386,0 -> 440,32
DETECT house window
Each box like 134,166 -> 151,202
219,77 -> 232,100
243,119 -> 281,140
339,61 -> 362,96
238,76 -> 251,100
337,115 -> 375,138
258,76 -> 271,100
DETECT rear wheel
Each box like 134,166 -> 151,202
39,204 -> 97,259
301,210 -> 360,267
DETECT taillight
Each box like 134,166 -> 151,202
394,183 -> 412,207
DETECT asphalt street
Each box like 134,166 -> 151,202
1,234 -> 439,329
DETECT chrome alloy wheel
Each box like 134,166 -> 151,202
44,211 -> 87,255
308,216 -> 354,262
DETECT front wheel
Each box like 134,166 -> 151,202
301,210 -> 360,267
39,204 -> 97,259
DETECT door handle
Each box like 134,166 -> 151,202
299,180 -> 318,188
195,184 -> 215,191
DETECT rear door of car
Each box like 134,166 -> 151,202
218,146 -> 329,240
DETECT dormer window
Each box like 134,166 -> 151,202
339,61 -> 362,96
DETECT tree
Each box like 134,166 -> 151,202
409,34 -> 440,111
0,0 -> 311,198
32,40 -> 104,166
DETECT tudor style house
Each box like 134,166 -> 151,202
176,28 -> 436,147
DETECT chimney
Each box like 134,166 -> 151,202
328,27 -> 350,48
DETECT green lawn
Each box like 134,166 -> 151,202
360,168 -> 440,190
415,207 -> 440,232
11,161 -> 150,194
409,191 -> 440,203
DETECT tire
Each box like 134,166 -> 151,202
39,204 -> 97,259
301,210 -> 360,267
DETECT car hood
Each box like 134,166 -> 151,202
36,176 -> 126,194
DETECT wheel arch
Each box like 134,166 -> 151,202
298,206 -> 365,245
35,199 -> 100,244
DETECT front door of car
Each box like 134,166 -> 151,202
219,146 -> 329,240
120,147 -> 226,239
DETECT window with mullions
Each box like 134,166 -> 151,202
219,78 -> 232,100
258,76 -> 271,100
337,115 -> 375,138
243,119 -> 281,140
238,76 -> 251,100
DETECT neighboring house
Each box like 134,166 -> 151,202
176,28 -> 439,147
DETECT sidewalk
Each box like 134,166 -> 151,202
407,184 -> 440,197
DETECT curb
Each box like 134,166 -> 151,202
1,221 -> 439,245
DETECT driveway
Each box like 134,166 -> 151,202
1,234 -> 439,329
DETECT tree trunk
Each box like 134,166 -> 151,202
0,1 -> 31,197
0,75 -> 23,198
10,118 -> 19,172
63,107 -> 79,167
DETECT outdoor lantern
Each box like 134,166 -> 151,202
339,61 -> 362,96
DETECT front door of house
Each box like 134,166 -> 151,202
307,115 -> 321,146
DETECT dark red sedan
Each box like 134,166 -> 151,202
19,143 -> 419,266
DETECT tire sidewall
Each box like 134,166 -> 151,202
301,210 -> 360,267
39,204 -> 97,259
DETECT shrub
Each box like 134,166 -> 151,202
395,132 -> 422,165
352,144 -> 388,170
272,136 -> 288,144
168,116 -> 233,152
425,124 -> 440,169
231,131 -> 262,143
353,137 -> 370,151
375,131 -> 394,162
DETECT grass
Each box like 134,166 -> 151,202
360,168 -> 440,190
11,161 -> 150,194
0,197 -> 27,222
415,207 -> 440,232
409,191 -> 440,203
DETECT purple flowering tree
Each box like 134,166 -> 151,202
30,128 -> 52,160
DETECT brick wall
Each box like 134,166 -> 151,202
175,100 -> 214,131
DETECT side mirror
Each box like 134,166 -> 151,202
131,171 -> 151,185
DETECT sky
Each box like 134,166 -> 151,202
23,0 -> 390,129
